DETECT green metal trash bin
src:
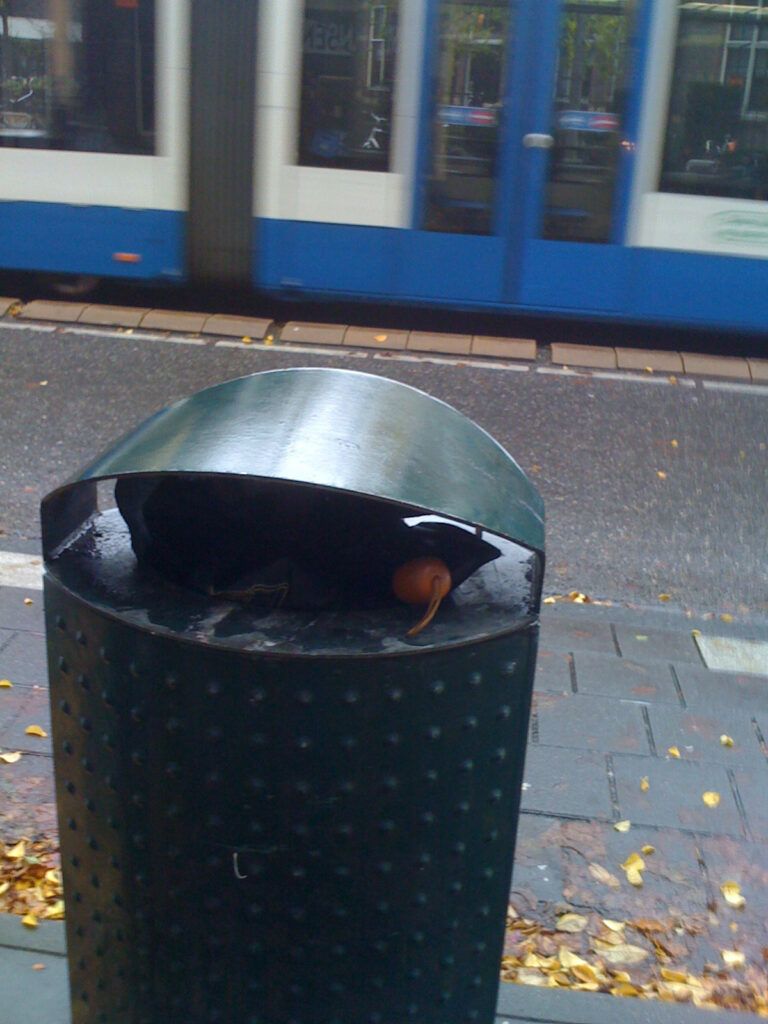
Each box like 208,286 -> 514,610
42,368 -> 544,1024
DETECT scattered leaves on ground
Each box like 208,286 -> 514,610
0,838 -> 63,922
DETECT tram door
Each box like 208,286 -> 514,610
421,0 -> 638,311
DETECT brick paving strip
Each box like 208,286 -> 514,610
4,297 -> 768,382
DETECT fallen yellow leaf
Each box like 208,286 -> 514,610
626,867 -> 644,887
31,963 -> 46,970
670,439 -> 679,448
594,941 -> 650,965
602,919 -> 626,932
558,948 -> 589,969
614,820 -> 631,833
661,968 -> 688,983
24,598 -> 34,606
611,982 -> 641,997
658,593 -> 671,602
721,949 -> 745,968
720,613 -> 734,623
621,853 -> 646,872
0,751 -> 21,763
721,881 -> 746,909
556,913 -> 589,933
641,845 -> 656,855
543,596 -> 557,604
668,746 -> 680,758
21,914 -> 38,928
657,471 -> 667,479
640,777 -> 650,791
6,841 -> 25,859
0,881 -> 10,895
588,862 -> 621,888
241,336 -> 251,344
720,734 -> 734,748
0,679 -> 12,688
702,791 -> 720,808
375,333 -> 388,342
24,725 -> 48,738
43,900 -> 65,920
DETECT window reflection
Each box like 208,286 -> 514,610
424,1 -> 511,235
543,0 -> 632,243
0,0 -> 154,154
661,1 -> 768,199
298,1 -> 399,171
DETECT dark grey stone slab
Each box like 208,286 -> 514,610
615,624 -> 701,663
0,915 -> 66,954
0,630 -> 49,688
572,651 -> 680,704
532,649 -> 572,693
509,813 -> 565,906
520,746 -> 613,819
730,766 -> 768,840
0,943 -> 71,1024
0,588 -> 44,631
612,753 -> 744,837
537,616 -> 617,656
646,704 -> 765,767
532,692 -> 650,755
0,686 -> 52,752
674,661 -> 768,710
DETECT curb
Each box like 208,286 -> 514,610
3,297 -> 767,383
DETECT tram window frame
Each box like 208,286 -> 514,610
0,0 -> 155,154
541,0 -> 634,244
423,0 -> 512,237
297,0 -> 400,172
660,0 -> 768,200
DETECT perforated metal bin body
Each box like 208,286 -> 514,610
41,369 -> 544,1024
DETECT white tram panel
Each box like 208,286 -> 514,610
0,0 -> 189,214
629,0 -> 768,262
254,0 -> 425,228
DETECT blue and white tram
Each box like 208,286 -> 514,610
2,0 -> 768,335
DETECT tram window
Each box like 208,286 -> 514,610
298,1 -> 399,171
0,0 -> 154,154
542,0 -> 634,243
660,0 -> 768,200
424,1 -> 512,235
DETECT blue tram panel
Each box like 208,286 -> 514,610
2,1 -> 768,334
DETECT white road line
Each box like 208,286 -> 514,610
63,327 -> 207,345
702,379 -> 768,397
215,340 -> 369,358
593,370 -> 696,387
1,322 -> 57,332
0,552 -> 43,590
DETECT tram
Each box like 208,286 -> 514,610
1,1 -> 768,334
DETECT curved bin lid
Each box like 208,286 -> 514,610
42,368 -> 544,559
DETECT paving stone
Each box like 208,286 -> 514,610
748,357 -> 768,381
0,750 -> 57,838
674,661 -> 768,709
614,624 -> 701,663
550,342 -> 617,368
696,835 -> 768,953
646,705 -> 765,767
343,326 -> 409,349
470,335 -> 536,360
201,314 -> 273,339
681,352 -> 750,379
694,633 -> 768,675
281,321 -> 347,345
615,347 -> 684,373
520,746 -> 612,819
139,310 -> 208,333
730,766 -> 768,840
612,753 -> 744,837
0,589 -> 45,632
572,651 -> 680,704
532,692 -> 651,755
406,330 -> 471,355
537,617 -> 617,656
0,942 -> 71,1024
510,813 -> 567,905
18,301 -> 86,323
0,631 -> 49,687
532,649 -> 572,693
78,305 -> 150,328
0,686 -> 51,753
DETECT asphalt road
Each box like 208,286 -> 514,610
1,323 -> 766,617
